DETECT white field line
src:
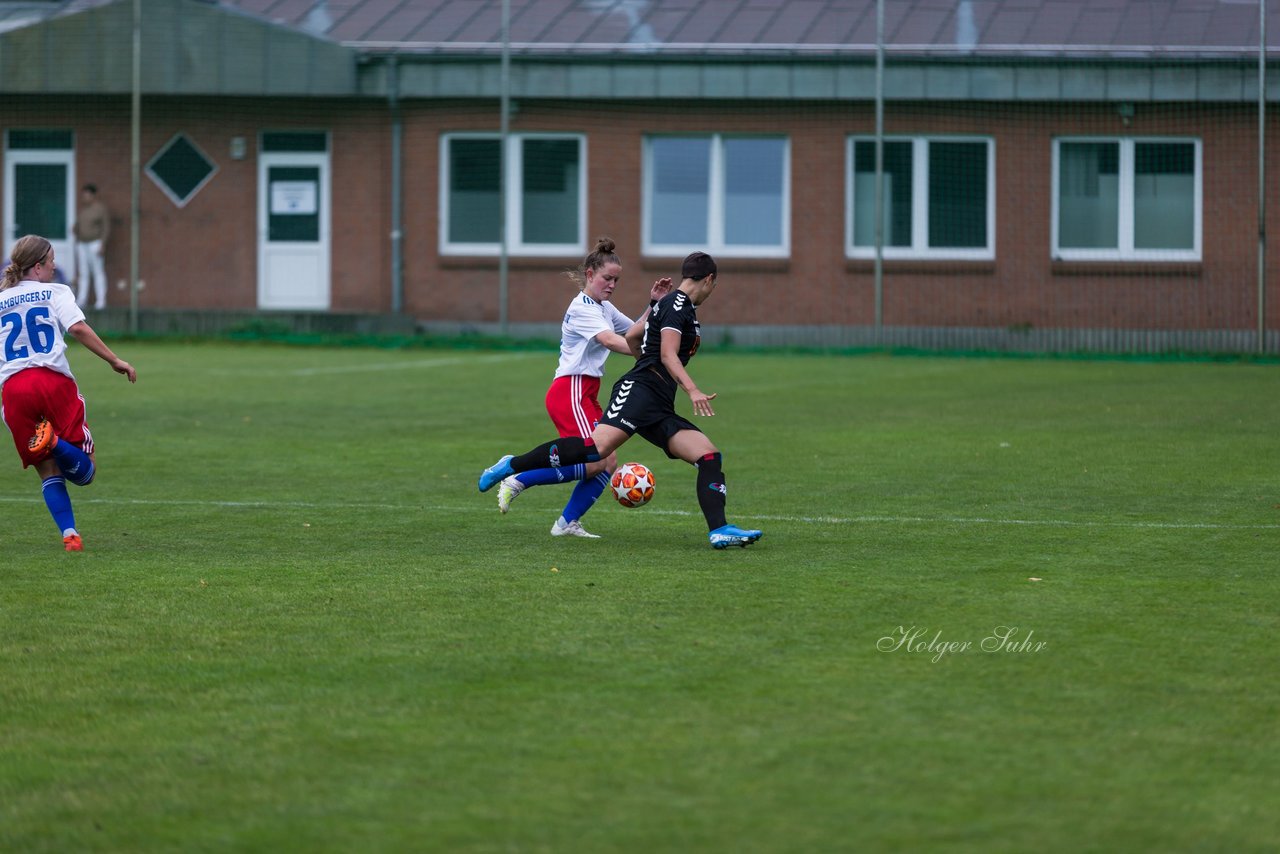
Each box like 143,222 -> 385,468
0,495 -> 1275,530
207,352 -> 538,377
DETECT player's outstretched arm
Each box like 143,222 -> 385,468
661,328 -> 715,416
68,321 -> 137,383
623,319 -> 646,357
622,278 -> 672,357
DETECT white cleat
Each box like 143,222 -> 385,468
497,476 -> 525,514
551,518 -> 601,538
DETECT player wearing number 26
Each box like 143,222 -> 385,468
1,235 -> 136,552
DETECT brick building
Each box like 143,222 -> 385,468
2,0 -> 1276,350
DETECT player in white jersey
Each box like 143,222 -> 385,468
496,237 -> 671,537
1,235 -> 136,551
480,252 -> 762,549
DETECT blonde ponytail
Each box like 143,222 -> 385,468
2,235 -> 51,290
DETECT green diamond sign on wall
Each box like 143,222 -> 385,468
146,134 -> 217,208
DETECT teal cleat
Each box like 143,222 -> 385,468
709,524 -> 763,549
478,455 -> 515,492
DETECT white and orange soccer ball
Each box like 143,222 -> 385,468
610,462 -> 655,508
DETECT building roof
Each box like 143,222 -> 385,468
0,0 -> 356,94
0,0 -> 1274,58
229,0 -> 1272,58
0,0 -> 1275,101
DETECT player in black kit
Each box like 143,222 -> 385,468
479,251 -> 762,549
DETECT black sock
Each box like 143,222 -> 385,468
512,437 -> 597,473
695,452 -> 728,531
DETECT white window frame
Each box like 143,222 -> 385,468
439,132 -> 587,257
642,134 -> 791,259
4,132 -> 76,281
846,135 -> 996,261
1051,137 -> 1202,262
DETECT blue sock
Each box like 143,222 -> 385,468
42,476 -> 77,535
516,464 -> 587,488
562,472 -> 609,523
51,441 -> 95,486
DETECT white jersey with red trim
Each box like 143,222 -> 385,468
0,280 -> 85,387
554,292 -> 634,379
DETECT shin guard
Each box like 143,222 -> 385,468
512,437 -> 598,473
695,452 -> 728,531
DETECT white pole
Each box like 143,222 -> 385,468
873,0 -> 885,334
498,0 -> 511,336
129,0 -> 141,335
1259,0 -> 1268,353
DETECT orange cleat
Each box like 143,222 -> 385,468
28,419 -> 58,457
63,534 -> 83,552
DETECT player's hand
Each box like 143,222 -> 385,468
113,359 -> 137,383
690,390 -> 717,417
650,277 -> 673,301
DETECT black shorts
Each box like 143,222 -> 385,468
598,368 -> 702,459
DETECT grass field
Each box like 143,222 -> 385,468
2,340 -> 1278,852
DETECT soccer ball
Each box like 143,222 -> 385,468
610,462 -> 655,508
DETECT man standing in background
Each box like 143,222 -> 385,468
73,183 -> 109,310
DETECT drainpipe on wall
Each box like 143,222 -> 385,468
388,54 -> 404,315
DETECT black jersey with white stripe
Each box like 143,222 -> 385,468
633,288 -> 701,382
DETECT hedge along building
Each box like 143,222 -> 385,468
1,0 -> 1277,351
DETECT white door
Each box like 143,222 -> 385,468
258,152 -> 330,309
3,148 -> 76,281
